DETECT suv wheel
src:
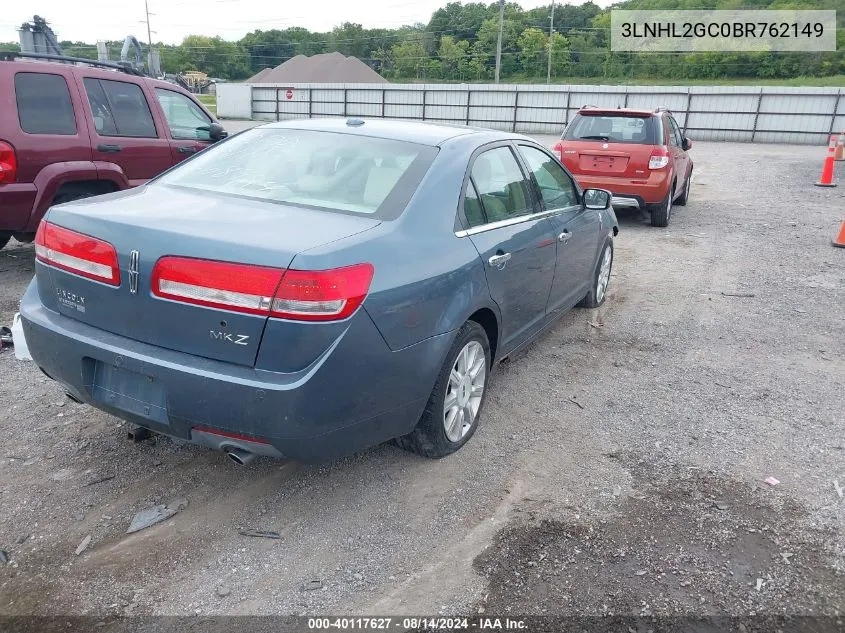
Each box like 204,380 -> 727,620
650,184 -> 673,227
0,232 -> 11,251
53,191 -> 97,206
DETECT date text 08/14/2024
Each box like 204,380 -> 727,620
307,618 -> 528,630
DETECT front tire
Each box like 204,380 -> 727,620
578,239 -> 614,309
395,321 -> 490,458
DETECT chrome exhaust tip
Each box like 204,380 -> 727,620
225,447 -> 255,466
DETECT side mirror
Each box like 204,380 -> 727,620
198,123 -> 228,142
583,188 -> 611,210
208,122 -> 228,142
682,137 -> 692,151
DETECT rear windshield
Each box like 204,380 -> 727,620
157,127 -> 439,219
563,113 -> 658,145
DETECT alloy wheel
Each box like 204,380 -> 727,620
443,341 -> 486,442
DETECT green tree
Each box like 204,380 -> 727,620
549,32 -> 571,78
391,39 -> 427,79
518,28 -> 547,78
331,22 -> 367,59
179,35 -> 249,80
439,35 -> 470,80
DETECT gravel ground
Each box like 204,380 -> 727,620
0,138 -> 843,623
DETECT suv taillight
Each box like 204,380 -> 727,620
152,257 -> 374,322
648,147 -> 670,170
0,141 -> 17,184
34,221 -> 121,286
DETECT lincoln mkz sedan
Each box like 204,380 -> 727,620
20,118 -> 618,464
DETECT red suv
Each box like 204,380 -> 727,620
553,107 -> 693,227
0,53 -> 226,250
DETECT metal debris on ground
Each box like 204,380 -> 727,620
85,474 -> 116,486
721,292 -> 756,298
764,477 -> 780,486
588,321 -> 604,328
238,529 -> 281,540
834,480 -> 843,498
302,579 -> 323,591
781,552 -> 794,564
0,327 -> 12,354
74,535 -> 92,556
0,551 -> 8,564
127,498 -> 188,534
566,398 -> 585,410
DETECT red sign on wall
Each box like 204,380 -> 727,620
285,89 -> 294,100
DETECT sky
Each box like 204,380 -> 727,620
2,0 -> 613,45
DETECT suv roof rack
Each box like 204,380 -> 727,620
654,106 -> 671,113
581,104 -> 598,109
0,51 -> 148,77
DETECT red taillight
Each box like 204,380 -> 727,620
271,263 -> 374,321
152,257 -> 284,315
648,146 -> 670,170
553,141 -> 563,159
151,257 -> 374,322
0,140 -> 17,184
34,221 -> 120,286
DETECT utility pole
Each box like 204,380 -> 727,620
547,0 -> 555,84
144,0 -> 153,49
494,0 -> 505,84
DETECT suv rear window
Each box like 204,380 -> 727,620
564,113 -> 658,145
14,72 -> 77,135
157,128 -> 439,220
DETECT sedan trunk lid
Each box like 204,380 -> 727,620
36,184 -> 381,366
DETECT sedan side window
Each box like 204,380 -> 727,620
155,89 -> 212,140
463,179 -> 487,228
518,145 -> 579,210
470,147 -> 532,224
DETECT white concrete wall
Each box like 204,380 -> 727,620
216,82 -> 844,145
216,83 -> 252,119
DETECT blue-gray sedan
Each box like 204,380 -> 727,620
19,118 -> 618,464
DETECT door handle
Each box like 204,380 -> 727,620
177,146 -> 199,155
488,252 -> 512,269
96,144 -> 122,153
558,230 -> 572,243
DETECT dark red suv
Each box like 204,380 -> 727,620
0,53 -> 226,250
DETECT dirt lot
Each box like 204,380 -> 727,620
0,138 -> 843,625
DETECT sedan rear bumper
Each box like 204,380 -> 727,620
20,279 -> 449,462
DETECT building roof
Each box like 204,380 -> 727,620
246,52 -> 388,84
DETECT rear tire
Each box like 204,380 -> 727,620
52,191 -> 97,206
0,232 -> 10,251
650,184 -> 673,227
395,321 -> 490,459
675,169 -> 691,206
578,239 -> 614,309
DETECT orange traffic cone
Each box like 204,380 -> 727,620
815,136 -> 838,187
833,220 -> 845,248
835,133 -> 845,162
